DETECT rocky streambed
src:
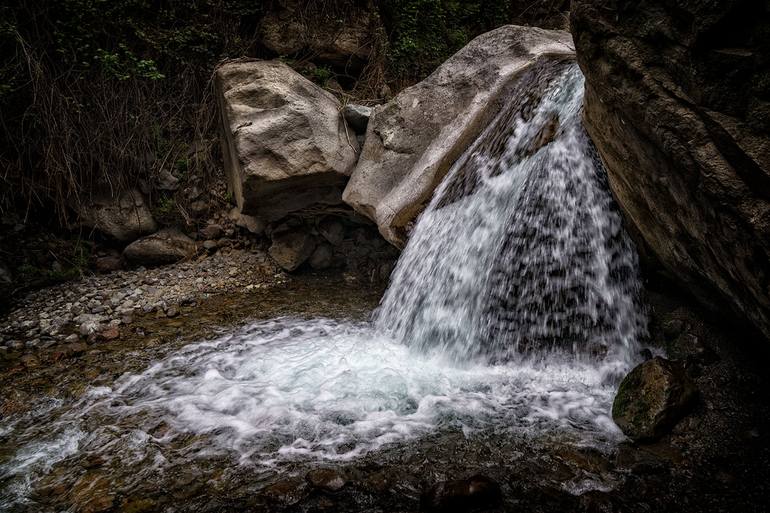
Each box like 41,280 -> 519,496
1,268 -> 769,513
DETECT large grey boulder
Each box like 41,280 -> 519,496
571,1 -> 770,340
123,228 -> 196,267
80,189 -> 157,242
216,60 -> 359,223
342,25 -> 574,246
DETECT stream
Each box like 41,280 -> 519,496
0,61 -> 651,512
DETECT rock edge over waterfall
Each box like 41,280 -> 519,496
572,1 -> 770,340
342,25 -> 575,247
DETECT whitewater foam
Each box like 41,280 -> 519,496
0,60 -> 647,508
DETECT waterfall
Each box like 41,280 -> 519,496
0,60 -> 649,508
376,61 -> 645,366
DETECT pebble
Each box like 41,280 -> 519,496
306,469 -> 347,492
0,249 -> 284,363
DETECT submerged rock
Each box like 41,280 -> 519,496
612,357 -> 696,441
79,188 -> 157,242
342,25 -> 574,246
215,60 -> 359,223
123,229 -> 196,267
262,477 -> 308,506
420,474 -> 501,512
306,468 -> 347,493
571,1 -> 770,340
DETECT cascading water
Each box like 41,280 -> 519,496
0,60 -> 647,509
376,61 -> 645,367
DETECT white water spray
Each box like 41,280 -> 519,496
0,60 -> 647,508
376,61 -> 645,367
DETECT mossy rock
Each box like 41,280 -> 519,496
612,357 -> 696,441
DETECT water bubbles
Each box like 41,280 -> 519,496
0,60 -> 647,509
376,61 -> 646,367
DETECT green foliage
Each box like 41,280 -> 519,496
94,46 -> 164,81
16,241 -> 91,284
379,0 -> 511,79
309,66 -> 334,86
155,196 -> 177,218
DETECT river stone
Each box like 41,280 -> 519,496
571,1 -> 770,340
95,255 -> 122,273
612,357 -> 697,441
268,230 -> 317,272
342,25 -> 574,246
342,104 -> 371,134
228,207 -> 265,235
215,59 -> 359,223
309,243 -> 334,270
79,188 -> 157,242
318,218 -> 345,246
0,260 -> 11,284
123,229 -> 196,267
420,474 -> 501,513
156,169 -> 180,191
199,224 -> 223,240
306,468 -> 347,493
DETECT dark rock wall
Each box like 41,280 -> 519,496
571,0 -> 770,340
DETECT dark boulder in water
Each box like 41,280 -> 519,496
613,357 -> 697,441
420,474 -> 501,512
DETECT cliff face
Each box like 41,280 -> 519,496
571,0 -> 770,339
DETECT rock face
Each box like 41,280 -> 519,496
216,60 -> 359,223
571,1 -> 770,340
80,189 -> 157,242
123,228 -> 196,267
613,357 -> 696,442
305,468 -> 347,493
342,25 -> 574,246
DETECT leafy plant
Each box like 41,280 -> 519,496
378,0 -> 510,79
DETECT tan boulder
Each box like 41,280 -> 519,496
341,25 -> 574,246
216,60 -> 359,223
80,188 -> 157,242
